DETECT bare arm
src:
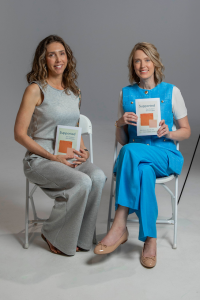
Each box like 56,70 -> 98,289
116,112 -> 138,146
116,126 -> 129,146
157,116 -> 191,141
115,91 -> 138,146
80,137 -> 89,158
14,84 -> 74,166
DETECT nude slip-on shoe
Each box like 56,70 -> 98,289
140,244 -> 157,268
94,228 -> 129,255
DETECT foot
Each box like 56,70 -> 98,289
94,228 -> 128,255
46,238 -> 63,254
143,237 -> 156,257
100,204 -> 128,246
100,226 -> 127,247
76,246 -> 88,252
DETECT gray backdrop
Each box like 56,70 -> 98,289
0,1 -> 200,296
0,0 -> 199,199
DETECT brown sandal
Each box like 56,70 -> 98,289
41,234 -> 67,256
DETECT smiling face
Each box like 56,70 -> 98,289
45,42 -> 68,76
133,50 -> 155,82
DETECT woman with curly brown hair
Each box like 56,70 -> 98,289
94,42 -> 191,268
14,35 -> 106,256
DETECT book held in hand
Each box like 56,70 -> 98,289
136,98 -> 161,136
54,125 -> 82,162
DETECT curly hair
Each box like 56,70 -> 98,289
128,42 -> 165,86
27,35 -> 79,96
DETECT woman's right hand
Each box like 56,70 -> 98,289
54,154 -> 76,168
117,112 -> 138,127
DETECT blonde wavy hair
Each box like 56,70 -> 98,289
128,42 -> 165,85
27,35 -> 79,96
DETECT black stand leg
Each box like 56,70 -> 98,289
178,134 -> 200,204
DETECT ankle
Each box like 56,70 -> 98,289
111,224 -> 126,233
145,237 -> 157,245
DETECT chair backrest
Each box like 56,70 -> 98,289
79,115 -> 92,135
79,114 -> 93,163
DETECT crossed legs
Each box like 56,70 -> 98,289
96,144 -> 172,259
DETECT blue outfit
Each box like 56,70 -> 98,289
114,82 -> 184,242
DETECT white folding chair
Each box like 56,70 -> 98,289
24,114 -> 97,249
107,139 -> 179,249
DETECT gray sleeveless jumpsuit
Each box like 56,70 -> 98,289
23,82 -> 106,256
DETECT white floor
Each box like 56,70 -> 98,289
0,122 -> 200,300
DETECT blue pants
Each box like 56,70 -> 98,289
115,143 -> 175,242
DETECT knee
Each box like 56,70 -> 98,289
78,173 -> 92,192
91,168 -> 107,185
138,164 -> 155,179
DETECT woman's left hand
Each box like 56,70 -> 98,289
73,148 -> 89,167
157,120 -> 171,139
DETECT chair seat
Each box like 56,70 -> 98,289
156,175 -> 175,183
113,173 -> 175,184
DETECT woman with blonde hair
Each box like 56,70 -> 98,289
94,42 -> 191,268
14,35 -> 106,256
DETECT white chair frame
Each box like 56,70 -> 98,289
107,139 -> 179,249
24,114 -> 97,249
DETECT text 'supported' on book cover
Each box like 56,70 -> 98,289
136,98 -> 161,136
54,125 -> 82,162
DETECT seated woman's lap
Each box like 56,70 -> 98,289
24,156 -> 105,191
119,143 -> 172,178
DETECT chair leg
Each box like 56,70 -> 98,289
29,185 -> 38,220
171,196 -> 174,220
93,228 -> 97,245
24,178 -> 29,249
107,177 -> 115,233
173,176 -> 178,249
173,200 -> 177,249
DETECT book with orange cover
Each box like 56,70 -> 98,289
136,98 -> 161,136
54,126 -> 82,161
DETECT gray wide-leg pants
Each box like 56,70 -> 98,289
24,156 -> 106,255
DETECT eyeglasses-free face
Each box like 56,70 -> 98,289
45,42 -> 68,77
133,49 -> 155,82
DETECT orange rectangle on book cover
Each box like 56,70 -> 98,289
140,113 -> 153,126
58,140 -> 72,153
